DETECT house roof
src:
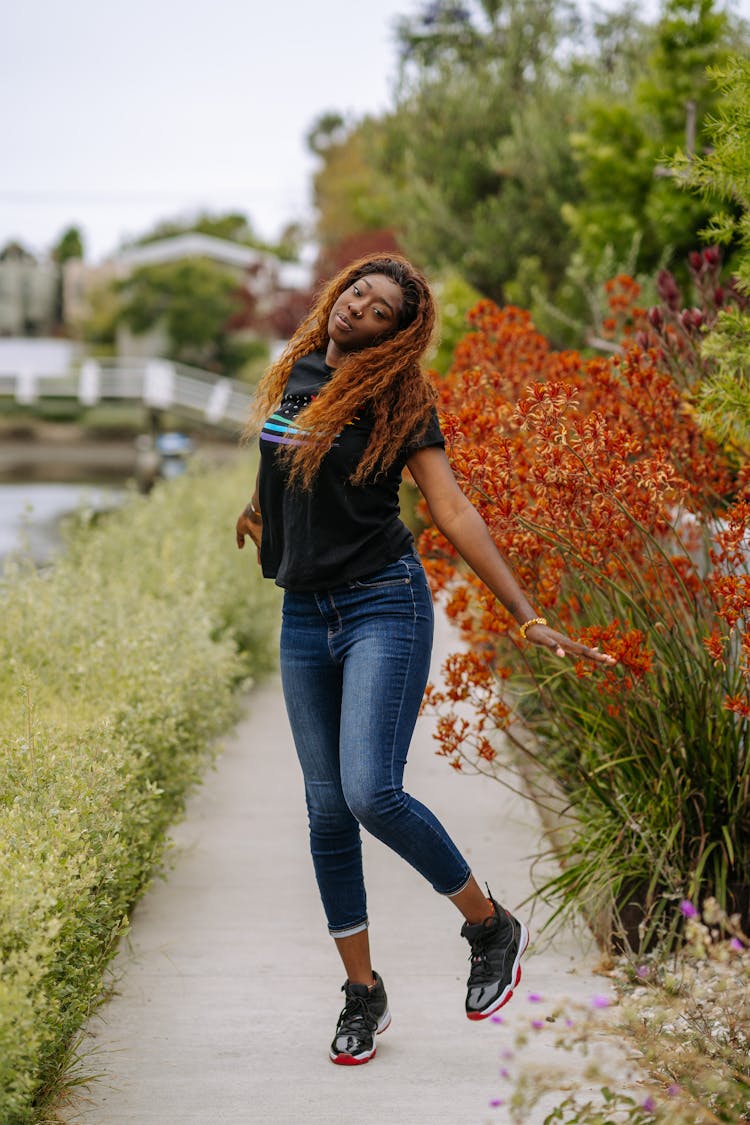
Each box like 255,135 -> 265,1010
114,233 -> 272,272
111,233 -> 313,291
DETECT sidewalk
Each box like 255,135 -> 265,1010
60,610 -> 634,1125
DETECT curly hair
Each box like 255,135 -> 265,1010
242,254 -> 438,489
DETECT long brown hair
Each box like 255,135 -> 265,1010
243,254 -> 438,489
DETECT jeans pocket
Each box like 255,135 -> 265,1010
350,557 -> 413,589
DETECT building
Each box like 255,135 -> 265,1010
0,246 -> 59,337
63,233 -> 313,359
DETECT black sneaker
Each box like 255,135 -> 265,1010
329,971 -> 391,1065
461,890 -> 529,1020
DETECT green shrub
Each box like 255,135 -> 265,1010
0,458 -> 279,1124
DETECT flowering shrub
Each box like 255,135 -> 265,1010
493,900 -> 749,1123
0,460 -> 279,1125
420,295 -> 749,945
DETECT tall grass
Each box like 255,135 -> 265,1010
0,458 -> 279,1125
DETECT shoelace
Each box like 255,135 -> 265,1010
466,921 -> 500,984
336,992 -> 379,1037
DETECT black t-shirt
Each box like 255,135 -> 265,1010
258,351 -> 444,591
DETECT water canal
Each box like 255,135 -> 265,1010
0,481 -> 123,565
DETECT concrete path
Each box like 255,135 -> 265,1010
60,610 -> 634,1125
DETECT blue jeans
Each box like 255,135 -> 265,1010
280,550 -> 472,937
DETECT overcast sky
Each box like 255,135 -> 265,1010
2,0 -> 416,261
3,0 -> 746,263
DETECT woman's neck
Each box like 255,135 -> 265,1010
324,339 -> 343,368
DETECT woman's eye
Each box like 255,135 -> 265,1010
374,308 -> 385,318
353,285 -> 360,296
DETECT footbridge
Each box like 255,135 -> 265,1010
0,356 -> 255,432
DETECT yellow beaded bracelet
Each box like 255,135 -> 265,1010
519,616 -> 547,639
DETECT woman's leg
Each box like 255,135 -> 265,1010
332,555 -> 473,896
333,557 -> 528,1021
450,877 -> 500,924
333,930 -> 375,988
280,590 -> 371,955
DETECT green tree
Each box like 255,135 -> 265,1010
308,116 -> 398,254
377,0 -> 583,303
565,0 -> 746,280
80,281 -> 120,353
122,209 -> 300,260
118,258 -> 247,373
0,241 -> 35,261
51,227 -> 85,331
429,268 -> 483,373
130,211 -> 258,247
682,56 -> 750,454
306,111 -> 350,157
52,226 -> 84,263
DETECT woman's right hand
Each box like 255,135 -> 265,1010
236,503 -> 262,562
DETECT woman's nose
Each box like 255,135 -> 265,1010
347,299 -> 364,318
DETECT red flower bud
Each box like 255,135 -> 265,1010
656,269 -> 681,310
689,251 -> 703,271
704,246 -> 720,266
714,287 -> 725,307
647,306 -> 664,330
679,308 -> 703,332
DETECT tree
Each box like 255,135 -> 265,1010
130,210 -> 257,247
682,56 -> 750,455
52,226 -> 84,263
117,258 -> 249,373
565,0 -> 747,280
373,0 -> 586,304
305,111 -> 350,157
0,241 -> 35,262
307,114 -> 402,268
50,227 -> 85,331
120,209 -> 297,258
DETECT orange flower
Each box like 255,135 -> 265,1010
419,293 -> 747,774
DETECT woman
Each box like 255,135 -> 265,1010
236,254 -> 613,1066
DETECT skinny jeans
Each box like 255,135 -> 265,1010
280,549 -> 472,937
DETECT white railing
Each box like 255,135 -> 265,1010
0,357 -> 255,431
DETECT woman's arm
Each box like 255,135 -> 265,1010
407,445 -> 613,664
235,470 -> 262,559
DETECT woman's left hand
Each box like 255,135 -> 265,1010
523,622 -> 616,665
235,503 -> 262,562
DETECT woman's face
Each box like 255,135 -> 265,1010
326,273 -> 404,359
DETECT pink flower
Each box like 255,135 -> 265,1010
679,899 -> 698,918
636,964 -> 650,979
489,1098 -> 505,1107
531,1019 -> 545,1029
490,1014 -> 504,1024
499,1067 -> 510,1079
641,1095 -> 656,1112
590,993 -> 611,1008
527,992 -> 544,1002
667,1084 -> 681,1097
730,937 -> 744,952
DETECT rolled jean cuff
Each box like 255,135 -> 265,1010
328,918 -> 369,939
437,870 -> 473,898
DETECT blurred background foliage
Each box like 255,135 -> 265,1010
307,0 -> 749,349
28,0 -> 750,380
